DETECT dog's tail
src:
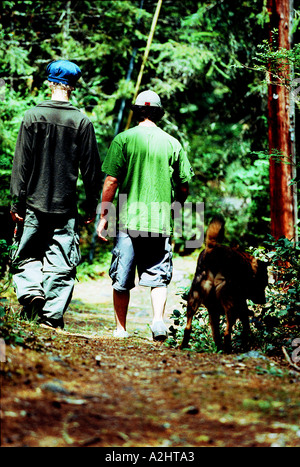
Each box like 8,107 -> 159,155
205,214 -> 225,252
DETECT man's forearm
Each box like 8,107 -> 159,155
101,175 -> 119,218
97,175 -> 119,241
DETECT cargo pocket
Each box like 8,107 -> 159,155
109,247 -> 120,281
165,238 -> 173,284
70,232 -> 81,268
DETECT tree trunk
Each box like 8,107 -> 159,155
267,0 -> 297,241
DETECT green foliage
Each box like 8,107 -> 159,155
0,302 -> 48,350
0,87 -> 49,206
167,304 -> 219,353
0,238 -> 14,276
254,29 -> 300,86
0,0 -> 299,255
76,250 -> 112,281
257,236 -> 300,325
0,304 -> 26,347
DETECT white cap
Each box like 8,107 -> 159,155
135,90 -> 162,108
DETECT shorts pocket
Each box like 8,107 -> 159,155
70,232 -> 81,268
165,239 -> 173,283
109,247 -> 120,281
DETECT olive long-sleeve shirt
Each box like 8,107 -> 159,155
10,100 -> 102,217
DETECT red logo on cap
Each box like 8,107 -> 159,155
145,102 -> 151,106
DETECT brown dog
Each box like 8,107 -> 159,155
181,215 -> 268,353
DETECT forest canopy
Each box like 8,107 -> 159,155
0,0 -> 299,248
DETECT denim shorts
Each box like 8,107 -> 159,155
109,231 -> 173,291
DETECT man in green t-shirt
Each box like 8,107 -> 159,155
97,90 -> 193,340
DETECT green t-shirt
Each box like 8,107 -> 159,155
102,125 -> 194,235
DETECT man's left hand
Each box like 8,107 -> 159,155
84,212 -> 96,225
10,211 -> 24,223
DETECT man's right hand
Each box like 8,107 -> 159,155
97,217 -> 108,242
10,211 -> 24,223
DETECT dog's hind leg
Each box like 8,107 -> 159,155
181,269 -> 213,349
222,303 -> 237,354
239,301 -> 251,350
223,319 -> 234,353
211,276 -> 227,351
208,305 -> 222,351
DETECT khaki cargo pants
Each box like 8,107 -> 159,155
11,208 -> 81,326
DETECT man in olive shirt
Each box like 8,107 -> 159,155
97,90 -> 193,340
10,60 -> 101,329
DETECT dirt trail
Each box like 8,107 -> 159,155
1,255 -> 300,448
71,254 -> 195,339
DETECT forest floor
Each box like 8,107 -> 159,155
1,253 -> 300,449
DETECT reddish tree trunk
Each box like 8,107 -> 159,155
267,0 -> 296,241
